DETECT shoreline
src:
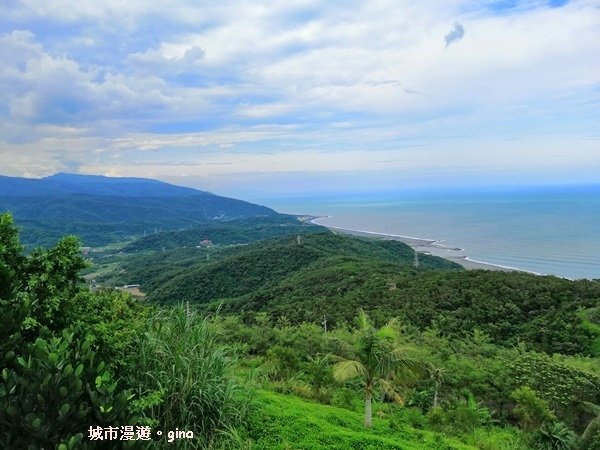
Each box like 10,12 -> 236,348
309,216 -> 523,273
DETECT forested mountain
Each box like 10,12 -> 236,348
97,228 -> 600,356
0,173 -> 279,246
0,172 -> 208,197
122,215 -> 324,251
105,232 -> 461,305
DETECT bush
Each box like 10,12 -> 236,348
427,406 -> 447,431
266,345 -> 301,380
531,421 -> 577,450
392,407 -> 426,430
0,331 -> 135,449
511,386 -> 556,431
331,387 -> 361,412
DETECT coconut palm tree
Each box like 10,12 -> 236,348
332,310 -> 421,428
430,366 -> 445,409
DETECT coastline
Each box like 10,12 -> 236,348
309,216 -> 519,273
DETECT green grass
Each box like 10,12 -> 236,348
245,390 -> 477,450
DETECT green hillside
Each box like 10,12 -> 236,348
95,228 -> 600,356
122,215 -> 324,251
146,232 -> 461,304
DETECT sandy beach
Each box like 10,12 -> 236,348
309,216 -> 516,272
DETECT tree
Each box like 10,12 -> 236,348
332,310 -> 421,428
0,213 -> 137,448
429,366 -> 444,409
511,386 -> 556,431
0,213 -> 28,353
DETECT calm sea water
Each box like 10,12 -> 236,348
260,185 -> 600,280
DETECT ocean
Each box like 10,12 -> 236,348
260,185 -> 600,280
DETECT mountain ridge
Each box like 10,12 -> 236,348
0,172 -> 211,197
0,173 -> 279,246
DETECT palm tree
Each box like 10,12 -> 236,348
430,366 -> 444,409
332,310 -> 420,428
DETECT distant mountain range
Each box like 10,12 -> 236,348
0,173 -> 279,247
0,172 -> 239,198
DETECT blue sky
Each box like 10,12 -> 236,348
0,0 -> 598,199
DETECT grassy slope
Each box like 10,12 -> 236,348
247,391 -> 477,450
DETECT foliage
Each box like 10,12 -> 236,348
0,331 -> 135,449
508,352 -> 600,426
123,215 -> 325,252
0,214 -> 29,355
581,402 -> 600,449
304,354 -> 335,403
11,233 -> 88,336
511,386 -> 556,431
58,289 -> 149,372
531,421 -> 577,450
135,232 -> 460,305
121,230 -> 600,356
445,392 -> 493,433
126,306 -> 245,448
266,345 -> 302,381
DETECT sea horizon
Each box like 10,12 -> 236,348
259,184 -> 600,280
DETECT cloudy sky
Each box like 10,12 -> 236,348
1,0 -> 599,198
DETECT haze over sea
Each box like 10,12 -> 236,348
261,185 -> 600,280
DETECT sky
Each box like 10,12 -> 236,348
1,0 -> 599,199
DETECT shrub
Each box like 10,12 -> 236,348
427,406 -> 447,431
0,331 -> 135,449
511,386 -> 556,431
266,345 -> 301,380
531,421 -> 577,450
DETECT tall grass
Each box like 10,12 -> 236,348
128,306 -> 245,449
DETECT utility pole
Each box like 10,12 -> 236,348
413,249 -> 419,268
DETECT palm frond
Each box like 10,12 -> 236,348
333,359 -> 367,382
356,309 -> 370,330
377,317 -> 401,339
376,324 -> 398,341
378,378 -> 405,405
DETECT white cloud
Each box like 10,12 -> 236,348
0,0 -> 599,192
